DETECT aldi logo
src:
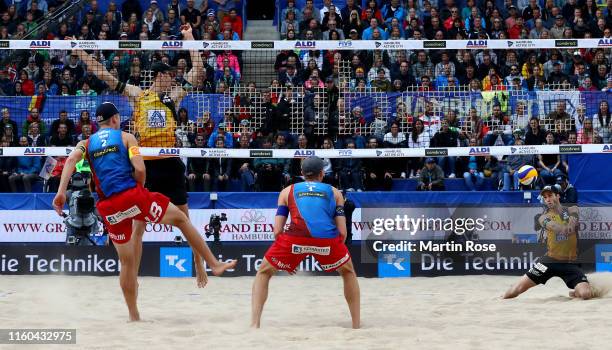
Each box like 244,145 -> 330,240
598,39 -> 612,47
162,41 -> 183,49
466,40 -> 487,49
158,148 -> 180,156
30,40 -> 50,48
294,149 -> 315,157
24,147 -> 45,155
603,144 -> 612,153
469,147 -> 490,156
295,41 -> 316,48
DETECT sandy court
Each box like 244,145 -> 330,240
2,274 -> 612,350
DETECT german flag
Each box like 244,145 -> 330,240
28,92 -> 46,113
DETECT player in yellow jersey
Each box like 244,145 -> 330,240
72,24 -> 210,287
503,185 -> 593,300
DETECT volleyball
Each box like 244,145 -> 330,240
518,165 -> 538,186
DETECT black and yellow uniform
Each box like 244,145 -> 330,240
135,90 -> 188,205
527,207 -> 588,289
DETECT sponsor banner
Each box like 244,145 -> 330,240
559,145 -> 582,153
423,41 -> 446,48
555,39 -> 578,47
425,148 -> 448,157
3,39 -> 608,51
293,149 -> 317,157
468,147 -> 490,156
250,41 -> 275,49
1,144 -> 611,158
466,40 -> 487,49
595,244 -> 612,272
0,208 -> 365,242
0,244 -> 377,277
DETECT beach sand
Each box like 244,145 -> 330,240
1,274 -> 612,350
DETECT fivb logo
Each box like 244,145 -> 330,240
160,247 -> 192,277
162,41 -> 183,49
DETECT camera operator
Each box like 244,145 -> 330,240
205,212 -> 227,243
64,171 -> 105,245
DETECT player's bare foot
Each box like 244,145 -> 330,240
211,260 -> 237,276
128,311 -> 141,322
196,263 -> 208,288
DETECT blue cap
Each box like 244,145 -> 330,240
426,157 -> 435,163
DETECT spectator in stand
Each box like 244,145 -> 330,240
77,124 -> 93,142
48,123 -> 74,147
538,132 -> 564,185
362,17 -> 387,40
430,119 -> 458,178
254,137 -> 284,191
502,138 -> 533,191
484,104 -> 513,146
363,137 -> 390,191
22,107 -> 46,137
0,108 -> 18,144
341,0 -> 361,22
207,122 -> 234,148
187,134 -> 209,191
407,119 -> 431,178
181,0 -> 202,38
49,110 -> 75,138
279,64 -> 302,86
577,118 -> 596,144
0,136 -> 16,192
281,9 -> 299,39
8,136 -> 41,192
524,117 -> 547,145
216,50 -> 241,79
338,140 -> 363,192
206,137 -> 232,191
462,137 -> 486,191
592,100 -> 611,132
282,0 -> 302,23
370,68 -> 392,92
417,158 -> 445,191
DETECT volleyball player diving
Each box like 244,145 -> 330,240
503,185 -> 593,300
53,103 -> 236,321
251,156 -> 361,329
71,24 -> 210,286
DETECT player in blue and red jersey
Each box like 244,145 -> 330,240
251,156 -> 361,329
52,102 -> 236,321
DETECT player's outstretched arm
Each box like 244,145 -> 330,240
72,46 -> 142,99
52,141 -> 86,216
333,188 -> 347,240
123,132 -> 146,186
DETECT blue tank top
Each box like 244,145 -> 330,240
87,128 -> 136,198
287,181 -> 338,238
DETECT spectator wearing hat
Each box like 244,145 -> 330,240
550,14 -> 566,38
556,174 -> 577,205
207,122 -> 234,148
0,108 -> 18,144
417,158 -> 445,191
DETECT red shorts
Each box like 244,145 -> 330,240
264,234 -> 351,272
96,185 -> 170,244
